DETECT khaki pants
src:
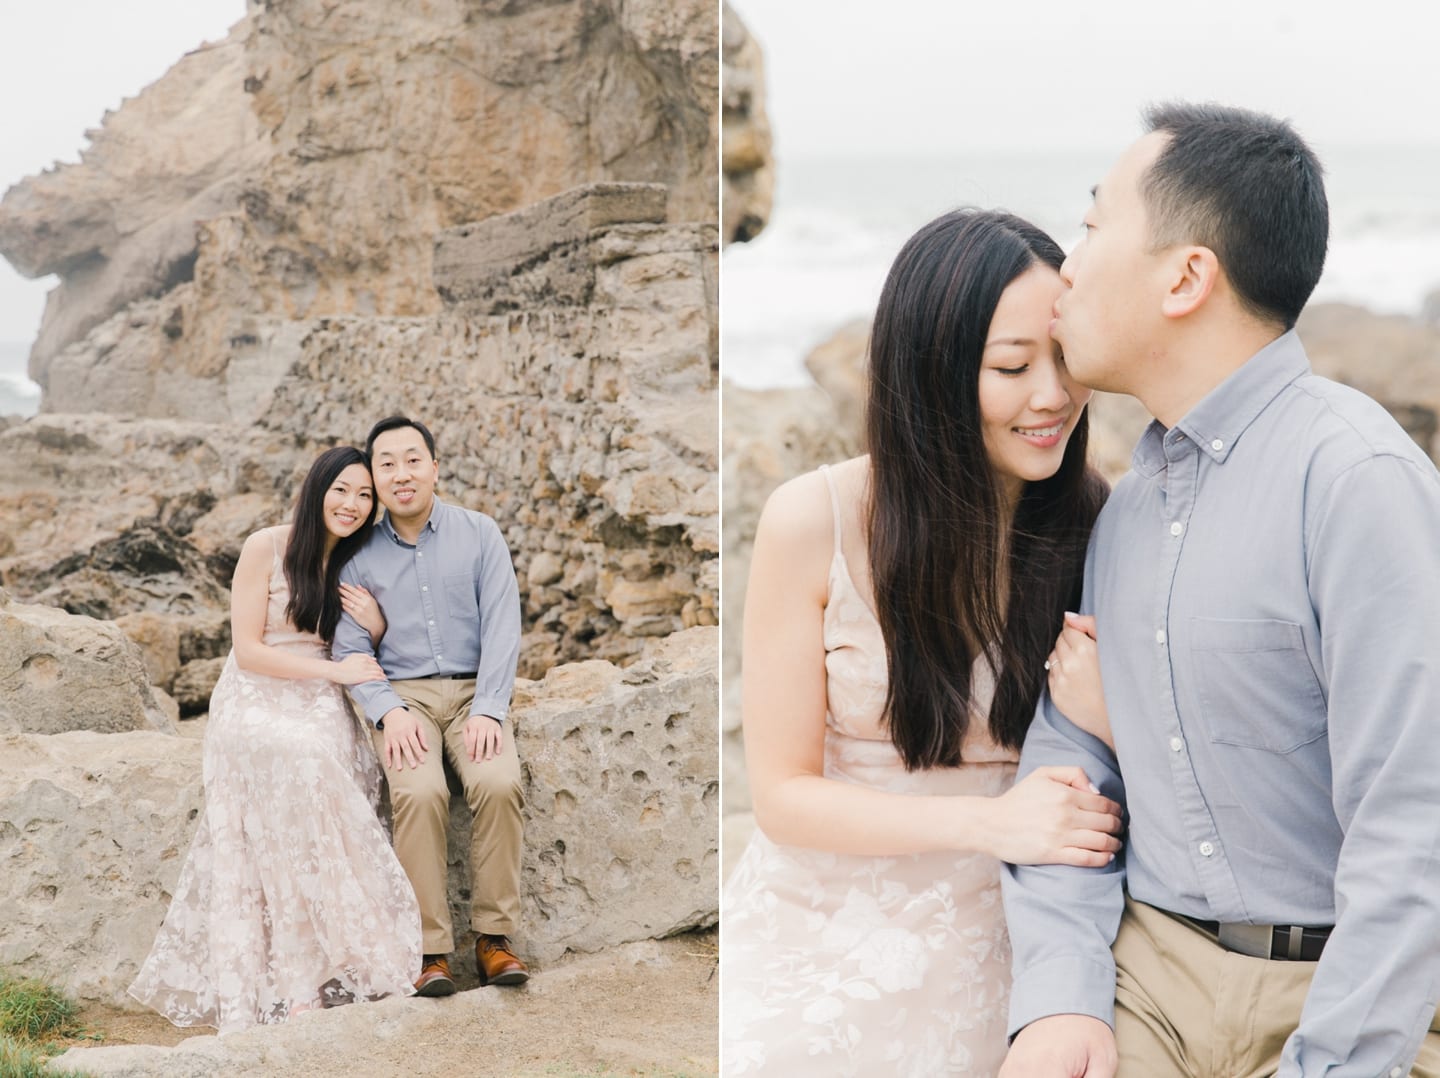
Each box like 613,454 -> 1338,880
371,677 -> 523,955
1115,898 -> 1440,1077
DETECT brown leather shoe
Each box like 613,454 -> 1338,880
413,954 -> 456,997
476,934 -> 529,986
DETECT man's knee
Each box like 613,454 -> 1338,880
389,771 -> 451,818
463,767 -> 524,811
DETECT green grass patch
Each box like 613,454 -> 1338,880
0,974 -> 93,1078
0,979 -> 81,1045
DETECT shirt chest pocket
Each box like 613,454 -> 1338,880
444,573 -> 478,619
1189,617 -> 1327,754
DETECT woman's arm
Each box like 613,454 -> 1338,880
230,531 -> 385,685
741,472 -> 1120,864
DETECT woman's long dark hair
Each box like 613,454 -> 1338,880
283,446 -> 377,642
866,208 -> 1108,770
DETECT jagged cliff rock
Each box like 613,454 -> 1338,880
0,628 -> 716,1009
721,3 -> 773,245
0,0 -> 718,399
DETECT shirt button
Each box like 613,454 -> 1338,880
1169,737 -> 1183,752
422,585 -> 429,592
1199,841 -> 1215,857
1170,521 -> 1183,537
428,619 -> 435,626
1391,1068 -> 1404,1078
1155,629 -> 1167,645
1211,439 -> 1224,452
417,552 -> 423,558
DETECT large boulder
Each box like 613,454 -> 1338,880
501,625 -> 718,958
0,594 -> 173,736
0,631 -> 717,1008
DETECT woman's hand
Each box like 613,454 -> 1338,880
340,582 -> 386,645
983,766 -> 1122,867
330,653 -> 386,685
1048,613 -> 1112,750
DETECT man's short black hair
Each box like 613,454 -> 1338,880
1141,101 -> 1328,330
365,415 -> 437,459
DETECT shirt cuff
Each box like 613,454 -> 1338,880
1007,954 -> 1117,1040
468,691 -> 511,724
362,685 -> 408,728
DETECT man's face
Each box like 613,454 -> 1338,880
370,426 -> 439,522
1052,131 -> 1173,394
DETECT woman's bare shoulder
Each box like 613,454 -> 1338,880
757,457 -> 865,548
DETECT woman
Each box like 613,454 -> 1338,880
130,446 -> 422,1033
721,209 -> 1120,1075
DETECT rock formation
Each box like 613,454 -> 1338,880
1,0 -> 718,397
0,591 -> 173,736
721,3 -> 774,244
0,0 -> 720,1030
1,628 -> 715,1009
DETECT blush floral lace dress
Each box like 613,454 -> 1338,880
722,466 -> 1020,1076
129,527 -> 422,1033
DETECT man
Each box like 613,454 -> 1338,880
1000,103 -> 1440,1076
333,415 -> 527,997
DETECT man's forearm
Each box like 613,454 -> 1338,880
1004,698 -> 1127,1037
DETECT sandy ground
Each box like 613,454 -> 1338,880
50,931 -> 717,1077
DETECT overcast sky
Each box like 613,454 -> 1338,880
731,0 -> 1440,159
0,0 -> 242,349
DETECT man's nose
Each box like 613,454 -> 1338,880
1032,365 -> 1071,412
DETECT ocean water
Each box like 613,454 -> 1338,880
723,146 -> 1440,387
0,340 -> 40,417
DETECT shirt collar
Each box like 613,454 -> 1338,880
1130,330 -> 1311,475
380,496 -> 445,543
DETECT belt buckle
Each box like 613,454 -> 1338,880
1216,923 -> 1273,959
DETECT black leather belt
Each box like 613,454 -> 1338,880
416,671 -> 470,680
1180,915 -> 1331,961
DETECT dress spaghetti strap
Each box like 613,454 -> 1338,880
817,463 -> 844,559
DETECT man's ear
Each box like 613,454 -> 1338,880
1161,245 -> 1219,319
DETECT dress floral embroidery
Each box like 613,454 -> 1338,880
722,466 -> 1019,1076
129,527 -> 422,1033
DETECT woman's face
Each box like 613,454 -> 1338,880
322,462 -> 375,540
977,263 -> 1093,503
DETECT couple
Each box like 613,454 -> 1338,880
129,415 -> 528,1034
722,103 -> 1440,1076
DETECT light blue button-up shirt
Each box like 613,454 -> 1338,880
333,498 -> 521,727
1003,331 -> 1440,1075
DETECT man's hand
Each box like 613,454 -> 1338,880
464,714 -> 503,762
1000,1015 -> 1117,1078
380,707 -> 428,770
